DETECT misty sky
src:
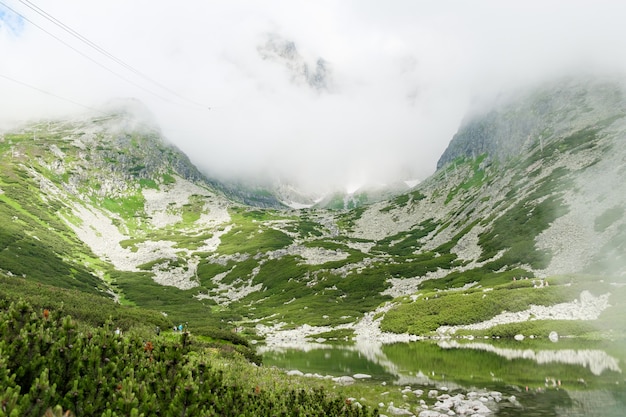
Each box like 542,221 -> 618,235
2,1 -> 626,193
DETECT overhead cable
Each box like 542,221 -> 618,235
18,0 -> 211,110
0,1 -> 193,106
0,72 -> 101,112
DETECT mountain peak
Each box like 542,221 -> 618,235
258,33 -> 333,92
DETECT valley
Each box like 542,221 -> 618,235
1,77 -> 625,416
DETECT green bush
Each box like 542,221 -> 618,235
0,300 -> 377,417
380,284 -> 576,335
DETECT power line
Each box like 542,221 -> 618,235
0,0 -> 174,103
0,0 -> 210,110
0,72 -> 101,112
18,0 -> 211,110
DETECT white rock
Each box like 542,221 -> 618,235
418,411 -> 442,417
333,376 -> 355,385
387,404 -> 414,416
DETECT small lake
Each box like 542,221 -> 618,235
261,338 -> 626,416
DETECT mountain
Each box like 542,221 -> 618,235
312,180 -> 417,210
0,77 -> 624,343
258,33 -> 333,92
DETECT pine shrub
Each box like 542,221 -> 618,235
0,300 -> 376,417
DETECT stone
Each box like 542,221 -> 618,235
418,411 -> 442,417
387,404 -> 414,416
333,376 -> 355,385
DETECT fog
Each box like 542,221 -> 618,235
2,0 -> 626,192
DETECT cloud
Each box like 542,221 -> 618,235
2,0 -> 626,192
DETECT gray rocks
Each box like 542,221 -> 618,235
258,33 -> 333,92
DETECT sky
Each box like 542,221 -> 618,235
2,0 -> 626,193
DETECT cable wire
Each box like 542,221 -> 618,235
0,1 -> 192,106
0,72 -> 101,112
18,0 -> 211,110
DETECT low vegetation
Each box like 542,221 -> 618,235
0,300 -> 377,417
380,276 -> 614,336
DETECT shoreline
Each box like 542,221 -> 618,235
256,290 -> 611,350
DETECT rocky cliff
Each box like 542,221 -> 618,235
437,77 -> 626,169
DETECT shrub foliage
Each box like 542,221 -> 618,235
0,300 -> 376,417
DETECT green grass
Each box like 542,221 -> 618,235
371,219 -> 438,256
478,168 -> 571,270
336,206 -> 366,232
445,154 -> 488,204
380,280 -> 588,335
419,267 -> 533,291
0,273 -> 170,332
102,193 -> 145,218
218,209 -> 293,255
594,206 -> 624,232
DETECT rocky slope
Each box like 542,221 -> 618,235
0,76 -> 624,343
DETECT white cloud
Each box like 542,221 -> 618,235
2,0 -> 626,192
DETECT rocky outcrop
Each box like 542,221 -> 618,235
436,77 -> 626,169
258,33 -> 333,92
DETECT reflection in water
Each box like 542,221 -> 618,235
438,340 -> 622,375
262,338 -> 626,416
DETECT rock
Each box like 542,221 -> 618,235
428,390 -> 439,398
286,370 -> 303,376
514,334 -> 525,341
549,331 -> 559,342
387,404 -> 414,416
333,376 -> 355,385
353,373 -> 372,379
456,400 -> 491,415
418,411 -> 443,417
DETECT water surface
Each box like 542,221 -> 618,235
262,338 -> 626,416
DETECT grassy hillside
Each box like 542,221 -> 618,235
1,80 -> 625,349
